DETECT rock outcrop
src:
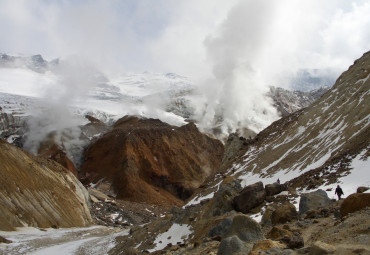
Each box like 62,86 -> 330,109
271,203 -> 298,224
81,116 -> 224,207
265,182 -> 286,197
267,86 -> 329,117
233,182 -> 266,214
38,142 -> 78,176
0,139 -> 92,231
340,193 -> 370,217
299,190 -> 333,215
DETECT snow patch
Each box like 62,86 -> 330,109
148,224 -> 192,252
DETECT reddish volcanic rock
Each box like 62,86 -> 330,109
81,116 -> 224,207
38,143 -> 78,177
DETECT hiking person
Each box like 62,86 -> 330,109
335,185 -> 344,200
277,178 -> 280,184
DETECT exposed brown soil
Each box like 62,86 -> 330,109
81,116 -> 224,207
0,139 -> 92,231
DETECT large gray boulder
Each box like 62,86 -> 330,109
209,177 -> 243,216
299,189 -> 333,215
217,235 -> 251,255
233,182 -> 266,213
209,214 -> 264,243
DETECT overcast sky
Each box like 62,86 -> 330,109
0,0 -> 369,82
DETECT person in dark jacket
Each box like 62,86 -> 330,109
335,185 -> 344,200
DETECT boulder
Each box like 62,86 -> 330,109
261,206 -> 276,226
299,190 -> 333,215
265,183 -> 286,196
217,235 -> 251,255
280,232 -> 304,249
249,239 -> 287,255
266,226 -> 293,240
357,186 -> 369,193
88,187 -> 111,201
207,177 -> 243,216
233,182 -> 266,213
271,203 -> 298,224
209,218 -> 233,238
309,241 -> 336,254
209,214 -> 265,243
340,193 -> 370,217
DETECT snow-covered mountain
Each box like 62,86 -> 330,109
288,69 -> 336,92
0,53 -> 334,166
267,86 -> 329,117
0,53 -> 58,73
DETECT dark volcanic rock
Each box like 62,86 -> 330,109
265,182 -> 286,196
233,182 -> 266,213
299,189 -> 333,215
81,116 -> 224,207
271,203 -> 298,224
209,214 -> 264,243
204,177 -> 243,217
357,186 -> 370,193
217,235 -> 251,255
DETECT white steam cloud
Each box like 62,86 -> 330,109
193,1 -> 280,134
23,57 -> 101,162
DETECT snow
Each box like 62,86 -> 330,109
183,179 -> 223,208
28,237 -> 99,255
331,151 -> 370,198
147,223 -> 192,252
0,226 -> 129,255
183,192 -> 215,208
0,67 -> 191,128
0,69 -> 55,98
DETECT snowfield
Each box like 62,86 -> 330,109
0,226 -> 129,255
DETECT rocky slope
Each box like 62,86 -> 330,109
0,53 -> 57,73
222,51 -> 369,190
105,51 -> 370,255
0,139 -> 92,231
81,116 -> 224,207
267,86 -> 329,117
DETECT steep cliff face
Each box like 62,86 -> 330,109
81,116 -> 224,207
0,139 -> 92,231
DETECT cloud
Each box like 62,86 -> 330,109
23,56 -> 101,160
1,0 -> 368,79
